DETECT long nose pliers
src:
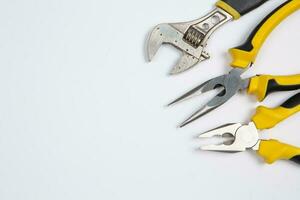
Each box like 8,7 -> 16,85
168,0 -> 300,127
199,92 -> 300,165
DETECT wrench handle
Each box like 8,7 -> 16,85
216,0 -> 269,19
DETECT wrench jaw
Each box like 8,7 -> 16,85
147,24 -> 166,62
170,51 -> 211,75
147,23 -> 209,74
147,7 -> 233,74
169,52 -> 200,75
147,8 -> 233,74
147,23 -> 185,61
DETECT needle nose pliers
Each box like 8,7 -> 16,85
168,0 -> 300,127
199,92 -> 300,165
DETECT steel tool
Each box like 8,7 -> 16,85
147,0 -> 269,74
199,92 -> 300,165
168,0 -> 300,127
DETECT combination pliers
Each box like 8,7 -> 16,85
147,0 -> 270,75
199,92 -> 300,165
168,0 -> 300,127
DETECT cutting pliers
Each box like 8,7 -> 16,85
199,93 -> 300,165
168,0 -> 300,127
147,0 -> 269,75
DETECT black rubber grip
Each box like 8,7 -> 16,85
234,0 -> 291,52
291,155 -> 300,164
281,93 -> 300,109
221,0 -> 269,16
265,79 -> 300,97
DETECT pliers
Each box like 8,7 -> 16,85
168,0 -> 300,127
199,92 -> 300,165
147,0 -> 269,75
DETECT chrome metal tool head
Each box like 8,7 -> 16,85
199,122 -> 260,152
147,8 -> 232,75
168,68 -> 249,127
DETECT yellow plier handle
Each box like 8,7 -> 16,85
252,93 -> 300,129
229,0 -> 300,68
247,74 -> 300,102
258,140 -> 300,164
252,93 -> 300,164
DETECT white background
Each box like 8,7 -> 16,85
0,0 -> 299,199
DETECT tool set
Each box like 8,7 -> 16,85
168,0 -> 300,127
147,0 -> 300,165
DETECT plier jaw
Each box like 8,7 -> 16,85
199,122 -> 260,152
168,68 -> 249,127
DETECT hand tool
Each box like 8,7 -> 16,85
199,92 -> 300,165
168,0 -> 300,127
147,0 -> 269,75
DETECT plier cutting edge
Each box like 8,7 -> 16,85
168,0 -> 300,127
199,92 -> 300,165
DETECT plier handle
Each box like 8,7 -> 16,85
200,93 -> 300,165
230,0 -> 300,69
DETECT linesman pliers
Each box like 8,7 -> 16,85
168,0 -> 300,127
147,0 -> 269,75
199,92 -> 300,165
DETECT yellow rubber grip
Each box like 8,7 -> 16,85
248,74 -> 300,102
258,140 -> 300,164
229,0 -> 300,69
252,105 -> 300,130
